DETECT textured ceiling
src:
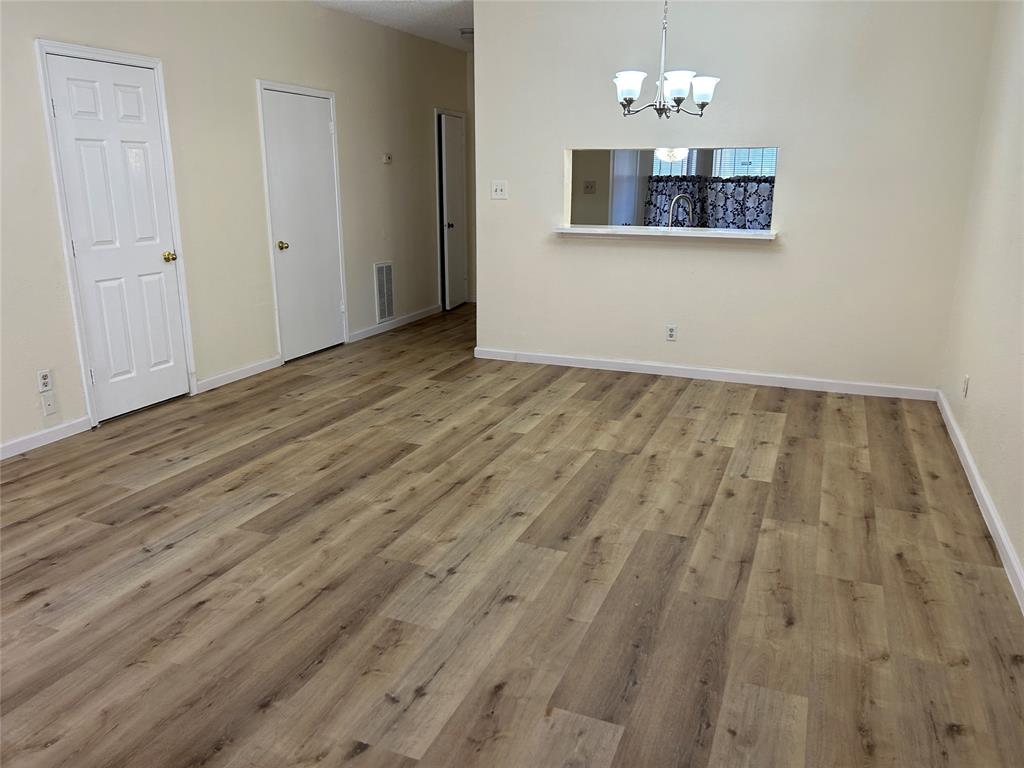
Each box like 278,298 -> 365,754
320,0 -> 473,51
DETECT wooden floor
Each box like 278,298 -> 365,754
2,306 -> 1022,768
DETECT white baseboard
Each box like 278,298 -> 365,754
195,355 -> 282,394
474,347 -> 937,401
0,415 -> 92,460
349,305 -> 442,342
936,390 -> 1024,613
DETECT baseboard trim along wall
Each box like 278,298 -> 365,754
195,355 -> 283,394
0,415 -> 92,460
475,345 -> 1023,612
474,347 -> 936,400
348,304 -> 442,342
196,305 -> 443,392
1,334 -> 1017,613
0,308 -> 443,459
936,391 -> 1024,612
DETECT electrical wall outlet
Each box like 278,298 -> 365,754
490,180 -> 508,200
37,369 -> 53,392
962,375 -> 970,399
665,323 -> 678,342
41,391 -> 57,416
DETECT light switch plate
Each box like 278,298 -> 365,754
490,180 -> 508,200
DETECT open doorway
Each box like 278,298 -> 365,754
435,109 -> 468,310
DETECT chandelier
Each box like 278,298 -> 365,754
613,1 -> 719,119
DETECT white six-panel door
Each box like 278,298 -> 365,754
440,113 -> 468,310
260,87 -> 346,361
46,54 -> 190,421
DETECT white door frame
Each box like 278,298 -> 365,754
433,107 -> 466,309
34,39 -> 199,427
256,79 -> 349,359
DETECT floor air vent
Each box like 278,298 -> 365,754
374,262 -> 395,323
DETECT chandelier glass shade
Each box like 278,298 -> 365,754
614,1 -> 719,119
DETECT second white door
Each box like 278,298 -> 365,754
440,113 -> 468,309
261,86 -> 346,361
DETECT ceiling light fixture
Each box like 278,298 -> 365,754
654,147 -> 688,163
613,1 -> 719,119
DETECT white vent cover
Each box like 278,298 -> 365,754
374,262 -> 395,323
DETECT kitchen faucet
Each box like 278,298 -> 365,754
668,193 -> 694,227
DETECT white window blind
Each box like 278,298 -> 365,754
651,147 -> 777,177
711,147 -> 777,177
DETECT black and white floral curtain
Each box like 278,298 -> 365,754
643,175 -> 775,229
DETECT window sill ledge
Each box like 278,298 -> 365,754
553,225 -> 777,241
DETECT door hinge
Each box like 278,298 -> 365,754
328,121 -> 335,135
89,368 -> 95,385
51,98 -> 56,118
70,239 -> 77,258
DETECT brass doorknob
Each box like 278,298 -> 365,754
277,241 -> 290,251
162,251 -> 177,262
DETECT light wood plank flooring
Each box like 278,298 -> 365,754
2,306 -> 1022,767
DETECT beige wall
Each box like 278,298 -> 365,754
0,1 -> 468,443
938,3 -> 1023,563
474,1 -> 993,387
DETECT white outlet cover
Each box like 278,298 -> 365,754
37,369 -> 52,392
41,391 -> 57,415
